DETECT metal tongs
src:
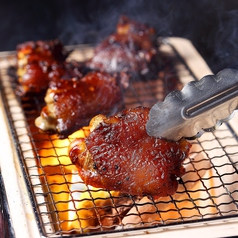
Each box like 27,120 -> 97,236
146,68 -> 238,141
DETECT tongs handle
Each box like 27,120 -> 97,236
146,68 -> 238,141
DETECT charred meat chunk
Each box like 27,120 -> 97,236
86,16 -> 161,80
16,39 -> 69,95
35,71 -> 127,138
69,107 -> 191,197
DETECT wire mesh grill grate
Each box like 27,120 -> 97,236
0,40 -> 238,237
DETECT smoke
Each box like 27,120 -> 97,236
56,0 -> 174,44
1,0 -> 238,72
209,9 -> 238,72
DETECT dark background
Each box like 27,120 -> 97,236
1,0 -> 238,73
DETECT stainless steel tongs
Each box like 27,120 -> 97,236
146,68 -> 238,141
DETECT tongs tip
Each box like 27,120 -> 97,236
146,68 -> 238,141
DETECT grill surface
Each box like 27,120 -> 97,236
0,38 -> 238,237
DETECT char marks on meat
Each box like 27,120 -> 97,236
86,15 -> 161,80
35,71 -> 128,138
16,15 -> 179,138
16,39 -> 70,95
69,107 -> 191,197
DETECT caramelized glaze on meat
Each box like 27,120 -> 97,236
69,107 -> 191,197
86,16 -> 161,79
47,61 -> 86,81
17,39 -> 67,64
16,39 -> 69,95
87,34 -> 157,74
16,60 -> 85,96
17,62 -> 50,95
35,72 -> 127,138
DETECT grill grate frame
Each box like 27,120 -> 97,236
0,38 -> 238,237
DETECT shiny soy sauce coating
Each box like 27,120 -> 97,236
69,107 -> 191,197
16,39 -> 69,95
35,71 -> 126,138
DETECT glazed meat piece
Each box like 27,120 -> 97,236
16,39 -> 69,95
17,39 -> 67,70
87,34 -> 158,75
16,60 -> 86,96
69,107 -> 191,197
35,71 -> 127,138
86,17 -> 161,79
17,61 -> 51,95
47,60 -> 87,81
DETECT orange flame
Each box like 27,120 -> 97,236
37,127 -> 118,233
36,127 -> 217,233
